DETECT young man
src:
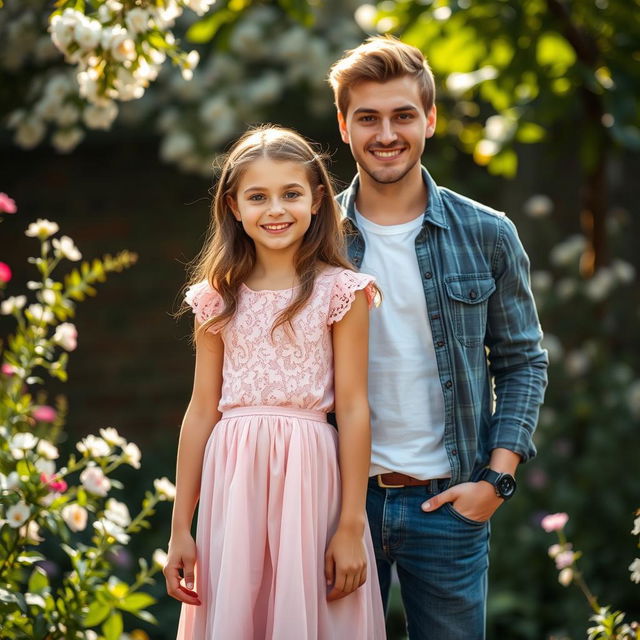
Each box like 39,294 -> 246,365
328,36 -> 548,640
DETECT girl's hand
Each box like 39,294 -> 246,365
324,528 -> 367,602
164,531 -> 201,606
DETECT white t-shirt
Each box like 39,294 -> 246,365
355,209 -> 450,480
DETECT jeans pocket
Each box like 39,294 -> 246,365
444,503 -> 487,526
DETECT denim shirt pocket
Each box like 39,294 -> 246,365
444,273 -> 496,348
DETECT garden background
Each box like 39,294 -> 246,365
1,1 -> 639,639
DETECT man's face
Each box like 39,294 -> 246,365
338,76 -> 436,185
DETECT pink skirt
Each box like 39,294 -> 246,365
176,406 -> 386,639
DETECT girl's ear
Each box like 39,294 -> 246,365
312,185 -> 325,214
226,194 -> 241,221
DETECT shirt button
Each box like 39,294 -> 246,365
451,449 -> 458,456
424,272 -> 433,279
445,380 -> 453,389
436,340 -> 444,348
469,289 -> 477,299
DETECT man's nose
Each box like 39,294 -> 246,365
376,120 -> 398,145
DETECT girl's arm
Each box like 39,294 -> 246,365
325,289 -> 371,601
164,323 -> 224,606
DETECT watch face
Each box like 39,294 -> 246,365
497,475 -> 516,498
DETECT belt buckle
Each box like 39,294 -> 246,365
376,474 -> 405,489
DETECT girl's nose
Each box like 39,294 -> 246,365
267,199 -> 286,215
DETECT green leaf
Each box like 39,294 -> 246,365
118,592 -> 156,612
186,9 -> 236,43
17,551 -> 46,564
536,32 -> 576,74
102,611 -> 123,640
28,566 -> 50,594
516,122 -> 546,143
83,601 -> 111,627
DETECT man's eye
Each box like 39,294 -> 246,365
359,115 -> 376,123
397,113 -> 414,120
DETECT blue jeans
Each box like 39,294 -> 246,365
367,478 -> 490,640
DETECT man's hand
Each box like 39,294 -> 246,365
421,481 -> 503,523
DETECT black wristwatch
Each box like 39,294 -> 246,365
478,468 -> 517,501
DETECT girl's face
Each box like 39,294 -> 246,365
228,157 -> 323,257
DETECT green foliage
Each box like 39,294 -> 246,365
0,207 -> 173,639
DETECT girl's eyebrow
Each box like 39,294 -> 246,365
243,182 -> 305,194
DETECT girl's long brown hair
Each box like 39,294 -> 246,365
184,125 -> 355,337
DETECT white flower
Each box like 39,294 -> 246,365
629,558 -> 640,584
20,519 -> 44,543
126,8 -> 150,34
83,101 -> 119,130
152,548 -> 168,569
52,235 -> 82,261
45,74 -> 75,102
556,277 -> 577,300
122,442 -> 142,469
584,267 -> 615,302
446,66 -> 498,96
77,435 -> 111,458
626,380 -> 640,418
0,472 -> 20,491
485,115 -> 515,144
53,322 -> 78,351
523,195 -> 553,218
354,4 -> 377,31
558,567 -> 574,586
37,439 -> 59,460
52,127 -> 84,153
50,13 -> 76,53
550,234 -> 587,267
611,259 -> 635,284
541,333 -> 563,363
62,503 -> 88,532
475,139 -> 499,158
24,218 -> 60,240
154,477 -> 176,501
110,30 -> 136,63
74,17 -> 102,51
93,518 -> 130,544
27,304 -> 55,324
275,26 -> 307,61
184,0 -> 216,16
55,103 -> 81,127
34,458 -> 56,475
80,465 -> 111,496
631,516 -> 640,536
41,289 -> 57,306
104,498 -> 131,528
10,432 -> 38,451
531,270 -> 552,294
565,349 -> 590,377
160,131 -> 194,163
7,501 -> 30,528
15,118 -> 46,150
246,71 -> 282,106
547,544 -> 563,559
39,491 -> 61,507
99,427 -> 127,447
1,295 -> 27,314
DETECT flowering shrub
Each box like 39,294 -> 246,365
542,512 -> 640,640
0,198 -> 174,639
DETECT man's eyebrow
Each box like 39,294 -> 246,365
352,105 -> 418,115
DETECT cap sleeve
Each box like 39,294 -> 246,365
327,270 -> 377,325
184,280 -> 224,331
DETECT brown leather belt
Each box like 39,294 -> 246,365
376,473 -> 433,488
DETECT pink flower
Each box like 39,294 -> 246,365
1,363 -> 16,376
541,512 -> 569,532
32,405 -> 57,422
554,550 -> 575,569
0,262 -> 11,283
0,193 -> 17,214
40,473 -> 68,493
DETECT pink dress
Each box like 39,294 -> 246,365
177,266 -> 386,640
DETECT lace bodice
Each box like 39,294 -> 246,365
185,267 -> 376,413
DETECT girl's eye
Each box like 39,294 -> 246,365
284,191 -> 301,199
248,193 -> 265,201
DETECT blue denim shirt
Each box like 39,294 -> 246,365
337,167 -> 549,485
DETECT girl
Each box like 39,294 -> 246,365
164,125 -> 386,639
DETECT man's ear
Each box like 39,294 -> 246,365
425,105 -> 437,139
312,185 -> 325,214
226,194 -> 241,221
337,111 -> 350,144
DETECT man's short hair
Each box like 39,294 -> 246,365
328,35 -> 436,117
